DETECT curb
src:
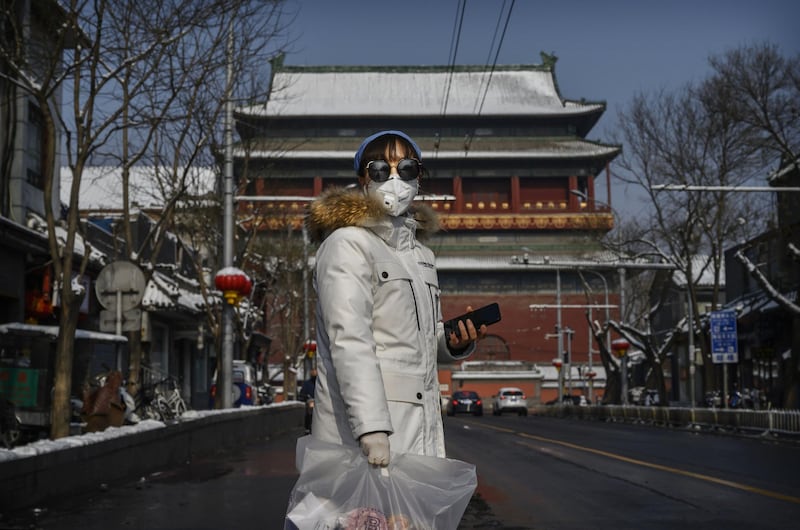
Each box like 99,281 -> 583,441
0,403 -> 305,512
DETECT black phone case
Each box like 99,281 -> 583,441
443,303 -> 501,336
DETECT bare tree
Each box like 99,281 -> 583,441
240,210 -> 312,390
0,0 -> 293,438
702,43 -> 800,406
97,1 -> 292,398
704,42 -> 799,167
610,44 -> 775,403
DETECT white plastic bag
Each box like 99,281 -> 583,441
284,436 -> 477,530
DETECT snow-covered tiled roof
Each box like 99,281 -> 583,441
435,252 -> 621,271
241,66 -> 604,118
60,166 -> 217,211
25,212 -> 107,266
142,271 -> 208,313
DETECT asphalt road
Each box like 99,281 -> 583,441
445,414 -> 800,529
3,415 -> 800,529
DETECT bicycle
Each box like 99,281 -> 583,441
155,377 -> 188,420
136,377 -> 188,422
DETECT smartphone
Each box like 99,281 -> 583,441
443,302 -> 501,336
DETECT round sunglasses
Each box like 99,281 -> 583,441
365,158 -> 422,182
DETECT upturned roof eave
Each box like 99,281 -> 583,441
235,104 -> 606,119
234,145 -> 622,161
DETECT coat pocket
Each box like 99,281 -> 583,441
419,265 -> 439,290
375,260 -> 412,284
381,371 -> 425,405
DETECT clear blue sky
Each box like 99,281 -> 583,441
282,0 -> 800,216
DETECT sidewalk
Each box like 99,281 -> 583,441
2,429 -> 305,529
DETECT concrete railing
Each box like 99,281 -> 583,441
533,404 -> 800,436
0,403 -> 305,513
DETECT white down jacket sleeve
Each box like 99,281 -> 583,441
313,228 -> 394,441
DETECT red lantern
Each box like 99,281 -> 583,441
304,340 -> 317,357
214,267 -> 252,305
611,338 -> 630,359
551,357 -> 563,370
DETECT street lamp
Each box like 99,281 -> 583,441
611,337 -> 630,405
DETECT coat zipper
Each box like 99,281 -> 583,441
428,289 -> 439,331
407,279 -> 421,330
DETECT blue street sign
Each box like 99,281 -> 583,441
710,310 -> 738,364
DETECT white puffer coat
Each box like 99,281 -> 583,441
306,187 -> 473,458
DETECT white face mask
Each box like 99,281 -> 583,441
367,177 -> 418,216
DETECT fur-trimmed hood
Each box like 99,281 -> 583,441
305,187 -> 440,244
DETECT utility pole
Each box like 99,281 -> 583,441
617,267 -> 628,405
564,327 -> 574,397
220,21 -> 235,408
556,269 -> 563,400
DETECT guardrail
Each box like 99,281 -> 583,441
532,404 -> 800,437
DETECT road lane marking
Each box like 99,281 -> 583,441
464,420 -> 800,505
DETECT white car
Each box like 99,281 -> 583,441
492,387 -> 528,416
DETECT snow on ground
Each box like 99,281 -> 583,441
0,401 -> 300,462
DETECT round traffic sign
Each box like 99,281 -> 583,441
95,261 -> 146,311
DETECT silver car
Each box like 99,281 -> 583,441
492,387 -> 528,416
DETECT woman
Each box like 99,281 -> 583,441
305,130 -> 485,466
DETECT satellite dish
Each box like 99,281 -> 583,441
95,261 -> 146,311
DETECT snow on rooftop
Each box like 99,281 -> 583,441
60,166 -> 218,210
25,212 -> 108,266
242,69 -> 603,118
0,323 -> 128,342
436,252 -> 620,271
142,271 -> 209,313
671,255 -> 724,287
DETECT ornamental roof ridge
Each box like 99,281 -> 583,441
276,63 -> 553,74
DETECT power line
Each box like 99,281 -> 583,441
466,0 -> 515,153
472,0 -> 513,115
476,0 -> 514,116
652,184 -> 800,192
439,0 -> 467,120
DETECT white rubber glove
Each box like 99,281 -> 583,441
359,432 -> 390,466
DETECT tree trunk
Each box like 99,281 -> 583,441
126,331 -> 144,398
51,288 -> 78,439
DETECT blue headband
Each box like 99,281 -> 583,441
353,130 -> 422,173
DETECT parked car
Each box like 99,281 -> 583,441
209,360 -> 260,408
446,390 -> 483,416
492,387 -> 528,416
